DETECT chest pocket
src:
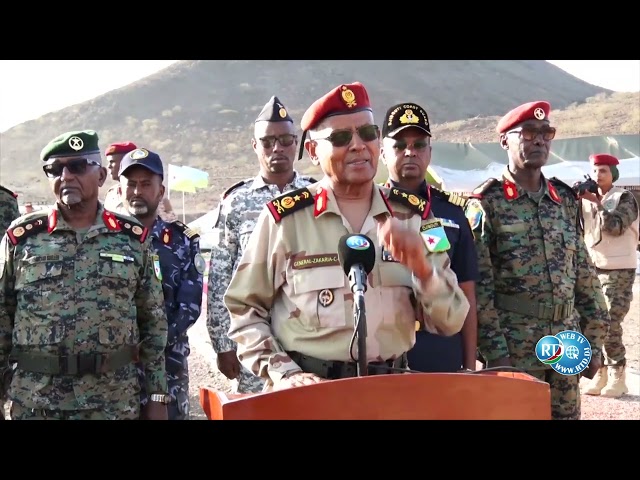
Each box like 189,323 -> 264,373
495,222 -> 530,254
15,258 -> 64,312
378,261 -> 416,326
238,223 -> 255,253
98,254 -> 139,307
292,266 -> 349,328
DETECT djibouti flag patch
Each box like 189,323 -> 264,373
153,254 -> 163,281
420,221 -> 451,253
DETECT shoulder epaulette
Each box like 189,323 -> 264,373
222,180 -> 248,200
386,185 -> 429,219
431,187 -> 467,208
469,178 -> 500,198
0,185 -> 18,198
6,211 -> 48,246
549,177 -> 578,200
111,212 -> 149,243
172,219 -> 200,240
267,187 -> 314,223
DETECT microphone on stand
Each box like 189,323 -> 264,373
337,233 -> 376,377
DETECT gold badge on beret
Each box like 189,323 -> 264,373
534,107 -> 545,120
279,107 -> 287,118
341,86 -> 357,108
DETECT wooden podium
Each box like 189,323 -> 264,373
199,371 -> 551,420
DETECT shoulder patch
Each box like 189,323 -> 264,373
0,185 -> 18,198
222,180 -> 247,200
470,178 -> 500,198
431,187 -> 467,208
172,219 -> 200,240
386,186 -> 429,219
267,187 -> 314,223
6,212 -> 48,246
464,198 -> 484,232
112,212 -> 149,243
549,177 -> 578,200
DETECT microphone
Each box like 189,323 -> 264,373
337,233 -> 376,294
337,234 -> 376,376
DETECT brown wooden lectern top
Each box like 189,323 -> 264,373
199,371 -> 551,420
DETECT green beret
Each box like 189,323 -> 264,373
40,130 -> 101,162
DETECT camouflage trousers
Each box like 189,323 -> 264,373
231,365 -> 265,394
527,367 -> 580,420
10,399 -> 140,420
597,268 -> 636,367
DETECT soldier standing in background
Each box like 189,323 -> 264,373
103,141 -> 138,210
465,101 -> 609,420
0,130 -> 169,420
207,96 -> 316,394
580,153 -> 639,398
118,147 -> 205,419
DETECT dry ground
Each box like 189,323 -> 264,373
187,276 -> 640,421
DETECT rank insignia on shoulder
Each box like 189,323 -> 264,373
464,199 -> 484,231
6,212 -> 48,246
470,178 -> 499,198
420,220 -> 451,253
222,179 -> 247,200
446,192 -> 467,207
109,212 -> 149,243
387,187 -> 429,219
267,187 -> 314,223
173,220 -> 199,240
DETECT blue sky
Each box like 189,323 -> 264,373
0,60 -> 637,133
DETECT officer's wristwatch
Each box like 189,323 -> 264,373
150,393 -> 171,404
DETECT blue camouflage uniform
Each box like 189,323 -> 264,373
387,179 -> 479,372
139,217 -> 204,420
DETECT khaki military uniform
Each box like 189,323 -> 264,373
224,181 -> 469,389
0,204 -> 168,420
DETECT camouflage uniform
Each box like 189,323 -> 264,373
465,168 -> 609,420
224,182 -> 469,389
0,186 -> 20,240
0,204 -> 168,420
207,171 -> 316,393
135,218 -> 204,419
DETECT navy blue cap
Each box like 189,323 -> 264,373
255,96 -> 293,123
118,148 -> 164,178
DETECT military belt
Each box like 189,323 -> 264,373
10,345 -> 139,376
287,351 -> 408,380
494,294 -> 574,321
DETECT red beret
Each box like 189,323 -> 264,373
301,82 -> 372,131
496,101 -> 551,134
589,153 -> 619,166
105,141 -> 137,156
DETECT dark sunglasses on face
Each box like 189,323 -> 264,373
393,139 -> 430,151
507,126 -> 556,141
258,134 -> 297,149
314,124 -> 380,148
43,158 -> 101,178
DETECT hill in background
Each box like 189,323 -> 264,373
2,59 -> 637,220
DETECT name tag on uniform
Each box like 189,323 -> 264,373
438,218 -> 459,229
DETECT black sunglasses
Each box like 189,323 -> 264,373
258,134 -> 297,149
43,158 -> 101,178
507,126 -> 556,141
314,124 -> 380,148
393,139 -> 430,151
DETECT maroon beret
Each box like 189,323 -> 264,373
301,82 -> 372,131
105,141 -> 137,156
589,153 -> 619,166
496,101 -> 551,134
